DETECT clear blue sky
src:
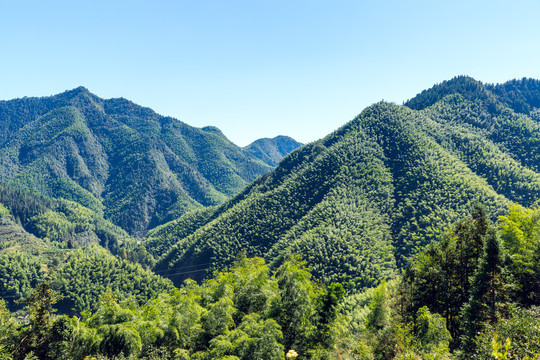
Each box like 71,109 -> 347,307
1,1 -> 539,146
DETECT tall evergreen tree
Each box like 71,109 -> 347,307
461,230 -> 507,352
454,204 -> 490,307
16,282 -> 62,359
400,204 -> 492,344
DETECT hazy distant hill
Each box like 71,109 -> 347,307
0,88 -> 296,236
244,135 -> 303,166
150,76 -> 540,290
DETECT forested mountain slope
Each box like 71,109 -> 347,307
150,77 -> 540,291
0,88 -> 280,236
244,135 -> 303,166
0,185 -> 175,313
0,184 -> 132,256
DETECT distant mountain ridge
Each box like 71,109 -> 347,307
148,76 -> 540,290
244,136 -> 303,166
0,88 -> 299,236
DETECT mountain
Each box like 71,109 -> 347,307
0,88 -> 282,236
149,76 -> 540,291
244,135 -> 303,166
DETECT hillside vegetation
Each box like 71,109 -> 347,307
0,88 -> 292,236
244,135 -> 303,166
0,185 -> 171,313
0,77 -> 539,359
0,205 -> 538,359
150,77 -> 540,292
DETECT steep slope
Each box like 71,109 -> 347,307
485,77 -> 540,116
244,135 -> 303,166
0,88 -> 274,235
0,244 -> 173,313
0,186 -> 173,314
0,185 -> 129,253
150,77 -> 540,291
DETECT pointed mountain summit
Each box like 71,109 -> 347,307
0,88 -> 299,236
149,76 -> 540,291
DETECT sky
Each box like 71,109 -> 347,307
1,1 -> 540,146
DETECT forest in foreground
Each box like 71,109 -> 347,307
0,77 -> 539,359
0,204 -> 539,359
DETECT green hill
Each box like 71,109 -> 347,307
150,77 -> 540,291
244,135 -> 303,166
0,88 -> 281,236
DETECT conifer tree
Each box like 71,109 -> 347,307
16,281 -> 62,359
461,230 -> 507,352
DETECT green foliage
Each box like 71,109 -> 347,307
0,185 -> 130,254
0,87 -> 280,236
486,78 -> 540,116
399,205 -> 494,342
271,255 -> 318,354
0,252 -> 44,310
469,306 -> 540,360
51,245 -> 174,314
151,76 -> 540,291
415,306 -> 452,352
314,282 -> 345,347
97,323 -> 142,358
490,333 -> 511,360
15,282 -> 62,359
0,300 -> 18,357
0,255 -> 354,359
46,315 -> 77,360
208,314 -> 284,360
394,204 -> 540,357
461,231 -> 507,352
498,203 -> 540,305
405,76 -> 495,110
365,280 -> 390,332
0,191 -> 167,313
202,297 -> 235,340
344,280 -> 454,360
144,206 -> 220,258
0,203 -> 10,218
244,136 -> 303,167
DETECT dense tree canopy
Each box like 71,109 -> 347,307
150,77 -> 540,289
1,76 -> 540,359
0,87 -> 293,235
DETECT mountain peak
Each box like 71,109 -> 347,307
405,76 -> 487,110
53,86 -> 99,104
0,87 -> 279,236
73,85 -> 90,93
244,135 -> 303,166
486,77 -> 540,115
62,86 -> 91,97
201,126 -> 225,137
